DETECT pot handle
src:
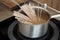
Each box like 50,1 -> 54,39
43,4 -> 60,18
51,14 -> 60,18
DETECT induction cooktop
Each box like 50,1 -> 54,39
0,16 -> 60,40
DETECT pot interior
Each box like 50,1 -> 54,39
34,8 -> 50,24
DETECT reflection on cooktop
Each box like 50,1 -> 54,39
0,16 -> 15,40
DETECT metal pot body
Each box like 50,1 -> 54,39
18,1 -> 50,38
18,22 -> 49,38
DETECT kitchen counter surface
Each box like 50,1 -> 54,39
0,3 -> 13,22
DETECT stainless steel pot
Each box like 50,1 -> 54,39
18,6 -> 51,38
18,6 -> 60,38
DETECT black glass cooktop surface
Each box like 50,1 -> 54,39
0,17 -> 60,40
8,20 -> 59,40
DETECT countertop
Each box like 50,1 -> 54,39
0,3 -> 13,22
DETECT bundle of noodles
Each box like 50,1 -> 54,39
13,4 -> 49,25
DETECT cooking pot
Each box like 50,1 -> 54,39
17,6 -> 60,38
